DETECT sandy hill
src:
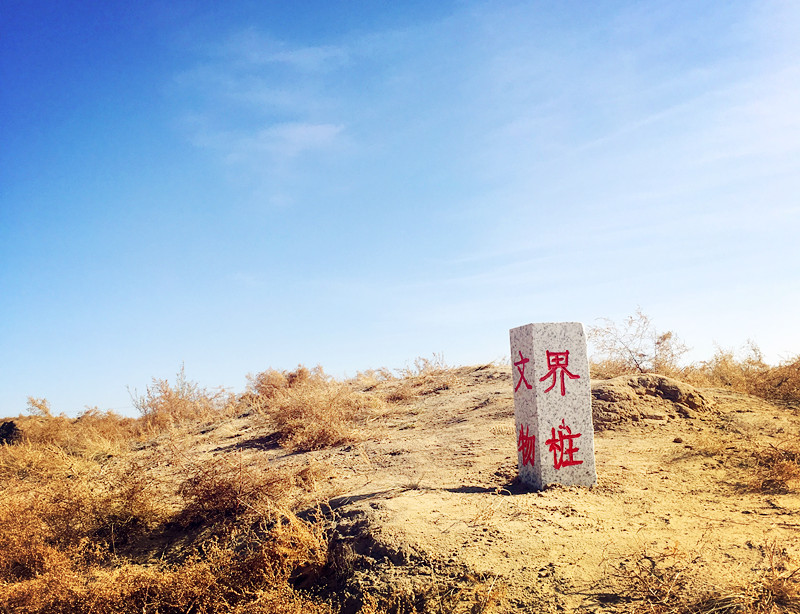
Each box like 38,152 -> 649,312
2,364 -> 799,613
138,366 -> 800,611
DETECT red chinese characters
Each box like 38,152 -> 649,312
545,418 -> 583,469
539,350 -> 580,396
513,350 -> 533,392
517,424 -> 536,467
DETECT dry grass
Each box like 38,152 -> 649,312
0,359 -> 512,613
692,343 -> 769,392
613,544 -> 692,612
13,410 -> 138,461
3,341 -> 798,613
688,344 -> 800,405
0,368 -> 338,613
751,357 -> 800,404
590,312 -> 800,404
0,522 -> 333,614
688,432 -> 733,458
744,442 -> 800,494
610,542 -> 800,613
245,365 -> 385,451
676,427 -> 800,495
377,355 -> 459,403
0,361 -> 388,612
132,365 -> 239,435
172,451 -> 327,529
0,429 -> 334,613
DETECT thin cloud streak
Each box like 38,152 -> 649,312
171,0 -> 800,361
219,29 -> 350,71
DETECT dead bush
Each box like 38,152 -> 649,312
609,542 -> 800,614
246,365 -> 383,451
752,355 -> 800,403
589,309 -> 690,379
248,365 -> 315,400
352,367 -> 394,391
613,544 -> 692,612
694,342 -> 769,392
0,523 -> 332,614
131,365 -> 237,434
0,462 -> 161,578
16,409 -> 137,460
0,429 -> 336,613
382,355 -> 457,403
175,454 -> 297,527
2,364 -> 407,613
744,442 -> 800,494
691,344 -> 800,404
688,543 -> 800,614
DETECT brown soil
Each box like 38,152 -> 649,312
133,365 -> 800,612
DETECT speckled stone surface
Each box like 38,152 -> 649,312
510,322 -> 597,489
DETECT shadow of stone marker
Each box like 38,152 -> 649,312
510,322 -> 597,489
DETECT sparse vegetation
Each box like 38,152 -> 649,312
245,365 -> 385,451
0,361 -> 494,613
2,338 -> 798,612
376,354 -> 459,403
590,310 -> 800,404
745,442 -> 800,494
0,415 -> 334,612
589,308 -> 691,380
611,542 -> 800,613
132,364 -> 238,435
696,349 -> 800,404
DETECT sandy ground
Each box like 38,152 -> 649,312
150,365 -> 800,612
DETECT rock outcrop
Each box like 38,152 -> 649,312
592,374 -> 713,429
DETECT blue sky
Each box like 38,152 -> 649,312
2,1 -> 799,417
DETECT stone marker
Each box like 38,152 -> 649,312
510,322 -> 597,489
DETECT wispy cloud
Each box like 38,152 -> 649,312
217,122 -> 344,162
172,1 -> 800,294
173,28 -> 353,189
219,28 -> 349,72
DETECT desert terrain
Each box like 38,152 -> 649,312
2,363 -> 799,613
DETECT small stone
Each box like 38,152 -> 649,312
673,437 -> 683,443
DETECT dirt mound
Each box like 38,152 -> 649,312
591,373 -> 714,429
322,501 -> 444,613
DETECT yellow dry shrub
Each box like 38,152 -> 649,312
2,530 -> 331,614
174,453 -> 310,527
132,366 -> 238,435
246,366 -> 384,451
752,355 -> 800,403
694,344 -> 800,403
0,427 -> 336,613
15,411 -> 137,461
378,355 -> 457,403
589,357 -> 637,380
695,343 -> 767,392
612,542 -> 800,614
745,442 -> 800,494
